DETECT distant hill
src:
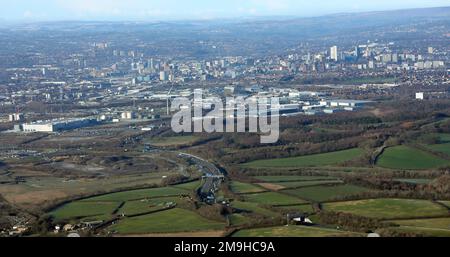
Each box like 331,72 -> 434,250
226,6 -> 450,38
2,6 -> 449,57
7,6 -> 450,31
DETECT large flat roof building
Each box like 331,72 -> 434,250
21,118 -> 98,133
320,99 -> 373,108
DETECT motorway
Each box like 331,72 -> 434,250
143,144 -> 225,204
177,153 -> 225,204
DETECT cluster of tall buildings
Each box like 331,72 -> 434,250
325,43 -> 446,71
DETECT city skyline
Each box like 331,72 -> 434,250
1,0 -> 449,22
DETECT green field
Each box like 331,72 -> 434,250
324,199 -> 448,219
435,133 -> 450,143
243,148 -> 364,168
231,201 -> 280,217
283,185 -> 370,202
391,218 -> 450,231
387,226 -> 450,237
421,133 -> 450,156
229,214 -> 252,226
255,176 -> 336,182
427,143 -> 450,156
275,180 -> 343,188
172,180 -> 202,190
110,208 -> 225,234
233,226 -> 362,237
118,201 -> 161,216
393,178 -> 433,184
49,182 -> 195,223
377,145 -> 450,170
147,136 -> 200,147
82,187 -> 188,202
50,201 -> 121,221
118,197 -> 178,216
244,192 -> 307,206
230,181 -> 266,194
439,201 -> 450,208
274,204 -> 315,214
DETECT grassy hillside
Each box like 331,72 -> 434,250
283,185 -> 370,202
109,208 -> 225,234
377,146 -> 450,170
324,199 -> 448,219
243,148 -> 363,168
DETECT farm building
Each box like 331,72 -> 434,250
287,213 -> 314,225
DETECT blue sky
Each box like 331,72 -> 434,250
1,0 -> 449,21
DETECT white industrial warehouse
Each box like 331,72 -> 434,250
21,117 -> 98,133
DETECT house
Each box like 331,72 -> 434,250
286,213 -> 314,225
54,225 -> 61,233
293,217 -> 313,224
63,224 -> 75,231
9,225 -> 28,236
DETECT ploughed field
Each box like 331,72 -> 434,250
0,171 -> 176,207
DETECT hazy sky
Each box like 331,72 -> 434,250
1,0 -> 449,21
